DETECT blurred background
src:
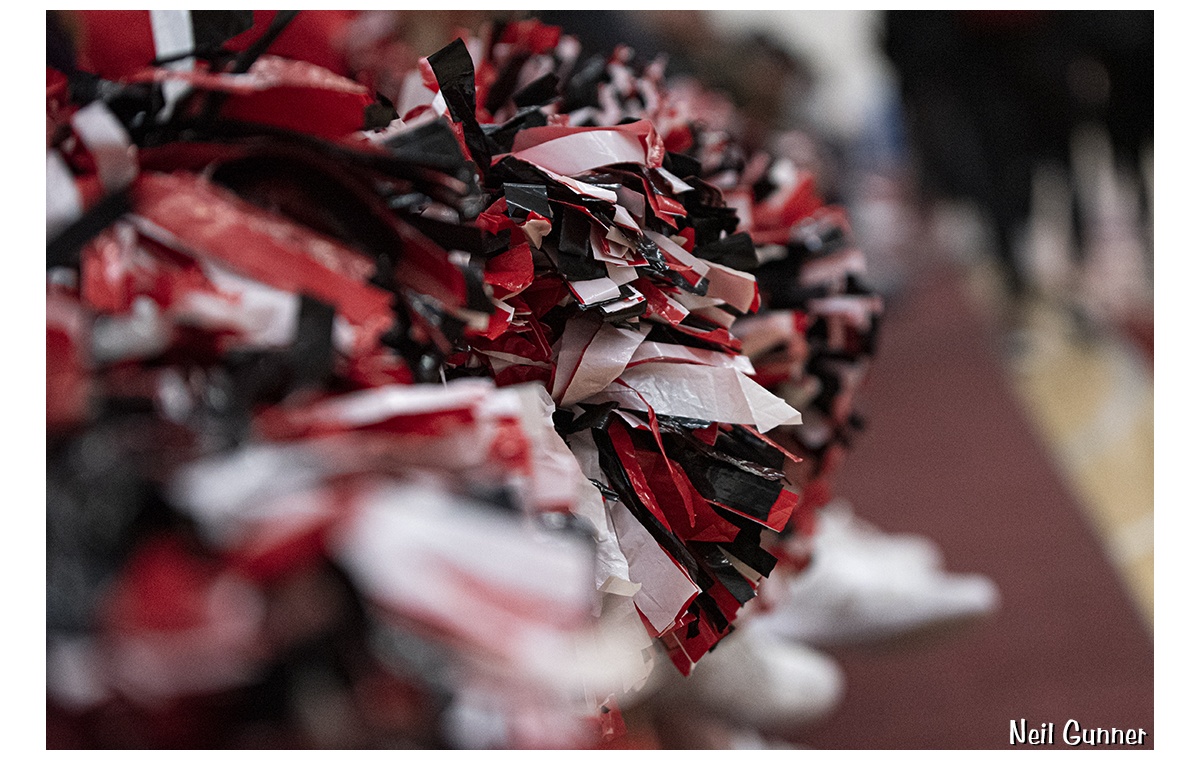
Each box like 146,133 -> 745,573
43,8 -> 1158,751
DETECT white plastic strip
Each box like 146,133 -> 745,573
586,363 -> 803,432
46,151 -> 84,238
149,9 -> 195,122
70,101 -> 137,192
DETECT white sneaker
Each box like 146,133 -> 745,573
816,499 -> 945,572
750,510 -> 1000,648
654,626 -> 845,735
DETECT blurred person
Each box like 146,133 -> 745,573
884,11 -> 1069,303
1060,12 -> 1153,334
882,10 -> 1152,333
